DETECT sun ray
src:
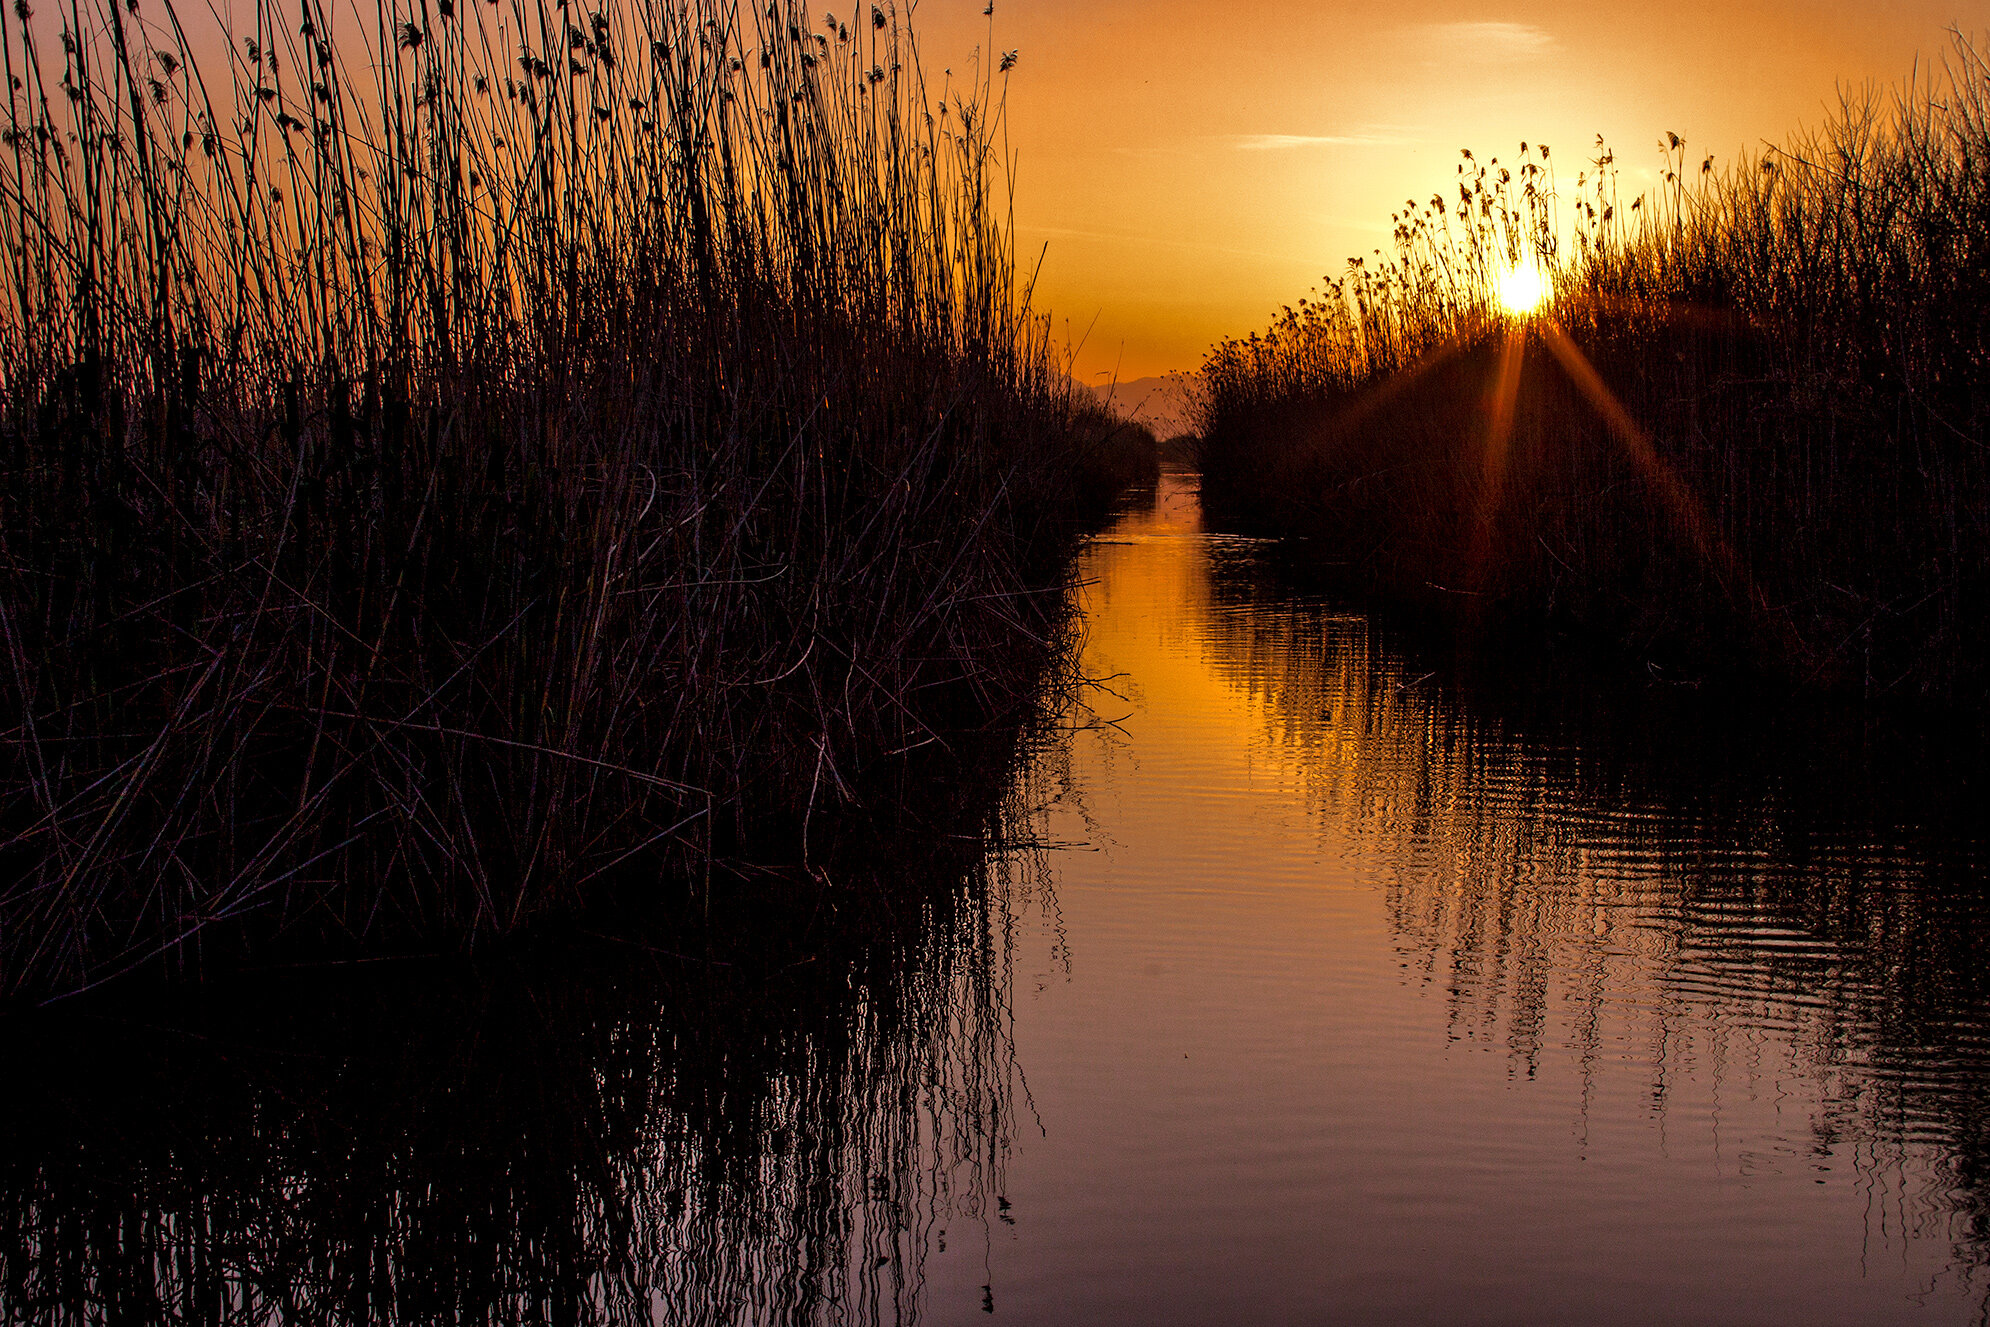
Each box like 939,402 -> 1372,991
1537,319 -> 1751,601
1310,332 -> 1471,442
1466,323 -> 1527,593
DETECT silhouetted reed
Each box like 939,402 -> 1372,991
0,0 -> 1122,1001
1066,409 -> 1160,506
1199,34 -> 1990,701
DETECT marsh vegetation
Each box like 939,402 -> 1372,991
0,0 -> 1147,1001
8,3 -> 1987,1321
1199,35 -> 1990,701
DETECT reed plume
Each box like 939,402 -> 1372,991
1199,34 -> 1990,700
0,0 -> 1126,1000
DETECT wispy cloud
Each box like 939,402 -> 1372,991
1417,21 -> 1556,60
1229,133 -> 1403,151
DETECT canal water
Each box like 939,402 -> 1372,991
4,469 -> 1989,1324
915,469 -> 1990,1324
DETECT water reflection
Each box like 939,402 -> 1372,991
0,821 -> 1047,1325
1191,476 -> 1990,1300
960,470 -> 1990,1324
10,471 -> 1990,1324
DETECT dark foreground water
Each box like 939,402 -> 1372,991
6,471 -> 1990,1324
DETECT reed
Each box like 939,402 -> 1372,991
0,0 -> 1119,1001
1199,34 -> 1990,700
1066,404 -> 1161,505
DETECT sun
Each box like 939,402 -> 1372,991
1494,262 -> 1550,316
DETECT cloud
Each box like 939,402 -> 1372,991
1227,133 -> 1402,151
1418,21 -> 1556,60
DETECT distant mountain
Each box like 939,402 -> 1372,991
1082,374 -> 1197,439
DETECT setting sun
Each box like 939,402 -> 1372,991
1495,262 -> 1551,316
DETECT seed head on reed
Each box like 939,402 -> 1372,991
1198,32 -> 1990,701
0,0 -> 1120,1001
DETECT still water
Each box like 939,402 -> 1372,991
917,470 -> 1990,1324
5,470 -> 1989,1324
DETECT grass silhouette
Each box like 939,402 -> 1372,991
1199,34 -> 1990,701
0,0 -> 1145,1000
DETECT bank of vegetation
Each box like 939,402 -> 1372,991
1199,35 -> 1990,702
0,0 -> 1142,1002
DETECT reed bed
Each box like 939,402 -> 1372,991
0,567 -> 1060,1323
1198,35 -> 1990,700
0,0 -> 1120,1002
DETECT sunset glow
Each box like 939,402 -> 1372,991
7,0 -> 1990,1319
916,1 -> 1972,381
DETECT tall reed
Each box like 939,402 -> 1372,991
1199,35 -> 1990,700
0,0 -> 1112,1001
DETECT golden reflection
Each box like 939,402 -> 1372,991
1190,525 -> 1990,1267
1058,473 -> 1990,1304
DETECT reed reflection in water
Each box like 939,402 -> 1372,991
0,823 -> 1049,1325
955,470 -> 1990,1325
7,470 -> 1990,1326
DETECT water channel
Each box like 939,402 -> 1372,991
915,469 -> 1990,1324
5,469 -> 1990,1324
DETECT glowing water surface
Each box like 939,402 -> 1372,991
921,470 -> 1990,1325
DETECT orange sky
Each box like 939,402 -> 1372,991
918,0 -> 1978,383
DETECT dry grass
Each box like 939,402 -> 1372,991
1199,34 -> 1990,699
0,0 -> 1124,1001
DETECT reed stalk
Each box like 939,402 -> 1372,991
0,0 -> 1125,1001
1199,34 -> 1990,700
